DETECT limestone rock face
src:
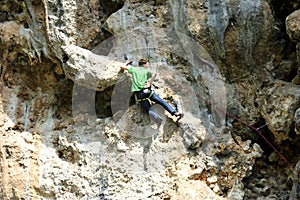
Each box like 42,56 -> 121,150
286,9 -> 300,86
295,108 -> 300,135
0,0 -> 299,200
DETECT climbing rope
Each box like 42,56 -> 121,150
196,94 -> 295,171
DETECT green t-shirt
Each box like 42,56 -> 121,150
128,66 -> 152,92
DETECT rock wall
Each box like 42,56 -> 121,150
0,0 -> 299,199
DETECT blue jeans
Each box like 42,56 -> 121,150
136,91 -> 176,121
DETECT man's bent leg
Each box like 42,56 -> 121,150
150,93 -> 176,115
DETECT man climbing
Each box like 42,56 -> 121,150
120,58 -> 183,127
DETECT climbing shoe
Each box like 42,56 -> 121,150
173,111 -> 184,120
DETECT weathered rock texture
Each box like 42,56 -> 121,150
0,0 -> 299,199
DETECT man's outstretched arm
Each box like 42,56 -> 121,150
120,60 -> 132,70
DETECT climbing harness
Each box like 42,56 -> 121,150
196,94 -> 295,171
136,92 -> 153,102
135,88 -> 153,102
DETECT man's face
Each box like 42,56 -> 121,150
144,62 -> 149,68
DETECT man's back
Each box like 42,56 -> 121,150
128,66 -> 152,92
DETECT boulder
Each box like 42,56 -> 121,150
286,9 -> 300,42
62,45 -> 125,91
259,82 -> 300,142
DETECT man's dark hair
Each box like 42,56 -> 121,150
139,58 -> 149,66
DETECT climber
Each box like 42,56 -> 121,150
120,58 -> 183,127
